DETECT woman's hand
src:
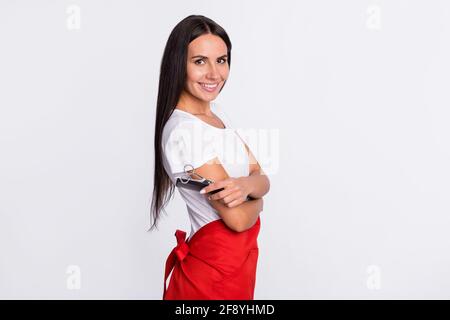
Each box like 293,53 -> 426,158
200,177 -> 253,208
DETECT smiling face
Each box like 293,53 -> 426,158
182,33 -> 230,106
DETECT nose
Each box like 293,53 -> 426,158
205,61 -> 220,81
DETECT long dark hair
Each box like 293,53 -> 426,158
149,15 -> 232,231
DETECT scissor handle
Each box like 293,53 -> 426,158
183,164 -> 194,174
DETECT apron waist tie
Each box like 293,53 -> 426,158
163,229 -> 189,299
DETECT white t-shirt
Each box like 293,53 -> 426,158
161,102 -> 250,240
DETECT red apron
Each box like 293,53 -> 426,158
163,216 -> 261,300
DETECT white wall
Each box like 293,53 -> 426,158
1,0 -> 449,299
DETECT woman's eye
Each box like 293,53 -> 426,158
194,58 -> 227,65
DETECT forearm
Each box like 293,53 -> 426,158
208,197 -> 263,232
239,172 -> 270,199
234,198 -> 263,231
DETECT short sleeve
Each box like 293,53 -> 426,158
163,120 -> 218,175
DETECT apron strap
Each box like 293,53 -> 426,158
163,229 -> 190,299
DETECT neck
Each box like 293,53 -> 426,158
176,91 -> 212,116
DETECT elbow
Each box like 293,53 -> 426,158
265,175 -> 271,193
229,221 -> 246,233
228,210 -> 260,233
231,217 -> 259,233
233,223 -> 250,232
222,214 -> 247,233
227,223 -> 247,233
217,207 -> 248,233
208,199 -> 258,232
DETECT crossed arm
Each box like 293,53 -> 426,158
189,144 -> 270,232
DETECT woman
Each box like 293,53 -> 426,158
150,15 -> 270,300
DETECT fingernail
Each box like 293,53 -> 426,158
200,189 -> 206,194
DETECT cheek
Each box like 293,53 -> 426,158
220,66 -> 230,79
186,65 -> 204,81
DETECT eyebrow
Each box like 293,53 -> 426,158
191,54 -> 228,60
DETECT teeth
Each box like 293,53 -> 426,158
200,83 -> 218,88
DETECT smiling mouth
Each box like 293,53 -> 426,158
198,82 -> 220,92
199,82 -> 219,88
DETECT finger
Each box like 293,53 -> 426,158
209,186 -> 238,201
226,198 -> 245,208
200,178 -> 231,194
222,191 -> 244,205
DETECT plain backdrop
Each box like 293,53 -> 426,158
1,0 -> 450,299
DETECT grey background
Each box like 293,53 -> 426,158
1,0 -> 449,299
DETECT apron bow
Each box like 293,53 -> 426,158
174,230 -> 189,261
163,229 -> 189,299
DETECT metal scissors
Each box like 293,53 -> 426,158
178,164 -> 215,185
178,164 -> 253,200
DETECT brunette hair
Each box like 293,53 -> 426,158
149,15 -> 232,231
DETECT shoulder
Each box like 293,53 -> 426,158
164,109 -> 224,143
162,112 -> 195,144
162,111 -> 219,175
163,110 -> 191,132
